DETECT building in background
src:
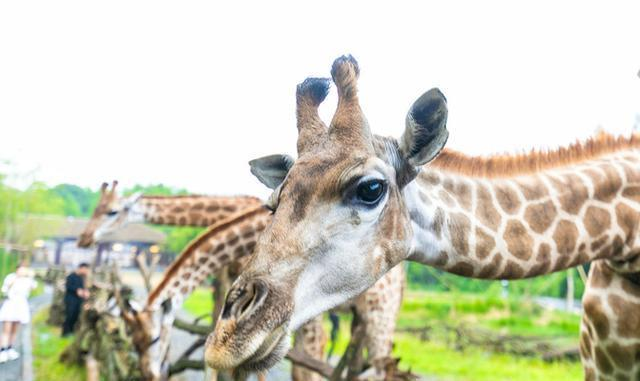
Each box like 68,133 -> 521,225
22,216 -> 165,268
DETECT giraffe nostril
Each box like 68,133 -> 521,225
221,280 -> 268,321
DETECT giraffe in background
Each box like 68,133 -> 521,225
82,192 -> 405,380
77,186 -> 261,248
206,55 -> 640,381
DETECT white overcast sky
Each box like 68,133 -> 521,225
1,1 -> 639,199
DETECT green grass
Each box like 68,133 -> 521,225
182,287 -> 214,323
395,335 -> 582,381
183,288 -> 584,381
31,309 -> 85,381
400,290 -> 581,337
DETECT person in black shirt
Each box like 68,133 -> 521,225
62,263 -> 90,336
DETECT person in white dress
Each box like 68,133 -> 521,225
0,263 -> 37,363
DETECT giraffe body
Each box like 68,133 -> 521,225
581,261 -> 640,380
207,55 -> 640,381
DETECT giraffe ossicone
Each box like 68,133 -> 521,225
206,55 -> 640,380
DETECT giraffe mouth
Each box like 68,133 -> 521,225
236,324 -> 289,372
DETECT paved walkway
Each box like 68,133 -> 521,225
0,286 -> 52,381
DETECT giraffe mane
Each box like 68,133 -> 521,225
146,204 -> 268,306
429,132 -> 640,178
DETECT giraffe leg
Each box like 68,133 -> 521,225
291,316 -> 327,381
581,260 -> 640,381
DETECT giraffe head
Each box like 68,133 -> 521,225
205,55 -> 449,372
77,181 -> 142,248
121,298 -> 174,381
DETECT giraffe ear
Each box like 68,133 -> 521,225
399,88 -> 449,167
249,154 -> 295,190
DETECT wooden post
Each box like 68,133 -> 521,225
566,269 -> 574,311
54,239 -> 63,265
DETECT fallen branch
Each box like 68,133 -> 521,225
285,348 -> 334,379
173,317 -> 212,336
542,347 -> 581,362
168,359 -> 205,375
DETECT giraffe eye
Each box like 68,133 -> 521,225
355,179 -> 386,205
106,210 -> 118,217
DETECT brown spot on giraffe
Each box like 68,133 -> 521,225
527,245 -> 551,276
432,208 -> 445,239
223,205 -> 237,213
419,171 -> 440,186
443,179 -> 472,210
438,190 -> 456,207
620,161 -> 640,182
606,343 -> 634,370
580,331 -> 592,359
502,261 -> 525,279
608,294 -> 640,338
536,243 -> 551,263
226,232 -> 240,247
615,202 -> 639,245
449,261 -> 474,277
620,275 -> 640,298
583,296 -> 610,340
240,225 -> 256,239
448,213 -> 470,255
475,227 -> 495,260
594,347 -> 614,375
591,235 -> 609,252
553,220 -> 579,255
590,262 -> 614,288
595,163 -> 623,202
548,173 -> 589,214
477,263 -> 498,279
524,200 -> 557,234
503,220 -> 534,260
515,177 -> 549,201
584,206 -> 612,236
475,184 -> 501,231
622,185 -> 640,203
495,183 -> 521,214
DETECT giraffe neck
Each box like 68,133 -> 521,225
406,150 -> 640,279
136,195 -> 262,227
146,205 -> 271,307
